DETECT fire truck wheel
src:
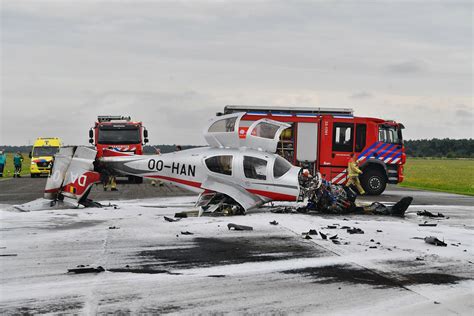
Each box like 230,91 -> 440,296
361,169 -> 387,195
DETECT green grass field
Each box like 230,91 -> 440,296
0,153 -> 31,179
400,158 -> 474,196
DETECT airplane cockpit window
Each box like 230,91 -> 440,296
273,155 -> 292,178
205,155 -> 233,175
244,156 -> 267,180
250,122 -> 280,139
208,117 -> 237,133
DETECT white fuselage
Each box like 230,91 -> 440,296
102,147 -> 301,204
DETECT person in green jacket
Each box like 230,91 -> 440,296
13,152 -> 24,178
0,150 -> 6,177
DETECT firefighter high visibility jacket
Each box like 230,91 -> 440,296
348,160 -> 363,177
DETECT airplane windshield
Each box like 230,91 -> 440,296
244,156 -> 267,180
33,146 -> 59,157
98,127 -> 141,144
273,156 -> 292,178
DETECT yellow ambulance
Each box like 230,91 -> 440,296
30,137 -> 61,177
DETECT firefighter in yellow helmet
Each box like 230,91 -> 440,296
346,155 -> 365,195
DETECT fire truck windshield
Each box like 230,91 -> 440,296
379,126 -> 402,144
98,127 -> 140,144
33,146 -> 59,157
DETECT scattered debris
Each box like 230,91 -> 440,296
164,216 -> 181,222
424,236 -> 447,247
330,234 -> 338,240
227,223 -> 253,231
332,239 -> 341,245
341,226 -> 350,229
308,229 -> 318,235
0,254 -> 18,257
434,301 -> 441,305
174,212 -> 188,218
327,225 -> 337,229
419,222 -> 437,227
304,234 -> 312,240
369,246 -> 377,249
271,207 -> 294,214
370,239 -> 374,242
67,265 -> 105,274
417,210 -> 445,218
181,231 -> 194,235
416,257 -> 424,261
108,226 -> 119,229
319,232 -> 327,240
269,220 -> 279,226
347,227 -> 364,234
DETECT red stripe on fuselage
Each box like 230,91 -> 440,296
146,175 -> 298,202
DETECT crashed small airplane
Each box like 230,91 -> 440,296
43,112 -> 411,216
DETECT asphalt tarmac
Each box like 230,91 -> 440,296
0,176 -> 471,207
0,178 -> 473,314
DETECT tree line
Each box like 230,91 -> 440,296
1,139 -> 473,158
404,139 -> 474,158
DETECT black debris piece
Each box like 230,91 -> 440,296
416,257 -> 424,261
304,234 -> 312,240
419,222 -> 437,227
327,225 -> 337,229
320,232 -> 327,240
269,220 -> 279,226
174,212 -> 188,218
376,242 -> 381,245
341,226 -> 350,229
227,223 -> 253,231
417,210 -> 445,218
164,216 -> 181,222
0,254 -> 18,257
181,231 -> 194,235
424,236 -> 447,247
330,234 -> 338,240
451,244 -> 459,247
370,239 -> 375,242
308,229 -> 318,235
347,227 -> 364,234
68,265 -> 105,274
369,246 -> 377,249
434,302 -> 441,305
376,230 -> 383,233
332,239 -> 341,244
108,226 -> 119,229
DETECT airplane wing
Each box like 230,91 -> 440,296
200,175 -> 264,211
204,112 -> 290,153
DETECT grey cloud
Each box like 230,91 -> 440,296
386,60 -> 428,74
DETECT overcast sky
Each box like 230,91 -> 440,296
1,0 -> 472,145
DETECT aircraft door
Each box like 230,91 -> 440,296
243,119 -> 291,153
204,113 -> 244,148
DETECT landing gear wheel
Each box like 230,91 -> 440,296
361,169 -> 387,195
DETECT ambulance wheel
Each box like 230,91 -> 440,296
361,169 -> 386,195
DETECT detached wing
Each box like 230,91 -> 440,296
201,175 -> 263,211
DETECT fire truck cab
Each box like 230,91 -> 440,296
89,115 -> 149,183
224,106 -> 406,195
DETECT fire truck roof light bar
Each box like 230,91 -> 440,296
224,105 -> 354,116
98,116 -> 131,122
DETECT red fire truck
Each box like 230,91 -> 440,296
89,115 -> 149,182
224,106 -> 406,195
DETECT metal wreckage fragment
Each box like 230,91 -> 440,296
298,173 -> 413,216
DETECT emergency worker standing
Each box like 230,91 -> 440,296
346,155 -> 365,195
0,150 -> 6,177
13,152 -> 24,178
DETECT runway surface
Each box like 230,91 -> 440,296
0,179 -> 473,314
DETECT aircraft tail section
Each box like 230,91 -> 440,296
45,146 -> 101,206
